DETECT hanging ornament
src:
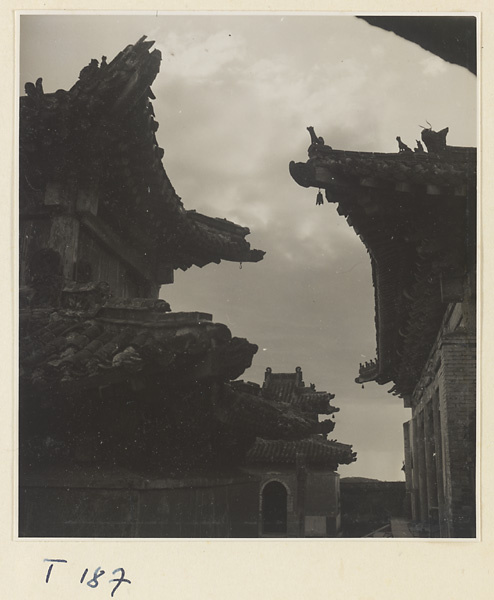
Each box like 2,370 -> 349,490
316,189 -> 324,206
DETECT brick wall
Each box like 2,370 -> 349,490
438,331 -> 476,536
408,295 -> 476,537
19,473 -> 261,538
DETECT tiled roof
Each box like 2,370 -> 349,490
220,387 -> 325,442
246,436 -> 356,468
229,369 -> 345,445
20,36 -> 264,272
290,138 -> 476,398
20,298 -> 257,390
262,367 -> 339,419
289,391 -> 339,415
265,378 -> 298,403
290,145 -> 475,191
20,293 -> 344,467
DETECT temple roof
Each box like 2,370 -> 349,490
290,133 -> 476,399
246,436 -> 357,469
290,145 -> 475,192
220,386 -> 331,442
236,366 -> 355,469
20,290 -> 257,392
262,367 -> 339,419
20,286 -> 334,450
20,36 -> 264,274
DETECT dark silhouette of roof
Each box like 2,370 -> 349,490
20,293 -> 257,391
358,16 -> 477,75
20,36 -> 264,273
290,135 -> 476,399
242,367 -> 355,469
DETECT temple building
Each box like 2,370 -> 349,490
290,125 -> 476,537
240,367 -> 356,537
18,37 -> 331,537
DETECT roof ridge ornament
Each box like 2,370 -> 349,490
307,126 -> 333,154
307,126 -> 325,146
396,136 -> 413,153
415,140 -> 425,154
420,124 -> 449,154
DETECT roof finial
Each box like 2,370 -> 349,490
307,126 -> 325,145
421,125 -> 449,154
396,136 -> 412,153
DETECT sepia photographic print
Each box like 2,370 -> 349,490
18,12 -> 477,540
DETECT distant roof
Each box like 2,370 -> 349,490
262,366 -> 338,418
20,36 -> 264,273
231,367 -> 355,467
246,436 -> 356,469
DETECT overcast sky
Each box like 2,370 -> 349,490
19,13 -> 477,480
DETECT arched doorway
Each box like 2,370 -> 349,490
262,481 -> 288,535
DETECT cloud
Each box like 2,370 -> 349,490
421,54 -> 448,76
155,30 -> 246,82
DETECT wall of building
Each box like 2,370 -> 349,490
340,480 -> 407,537
77,227 -> 144,298
19,473 -> 260,538
305,470 -> 340,536
20,217 -> 151,299
19,217 -> 52,285
404,296 -> 476,537
20,179 -> 157,298
244,465 -> 340,537
245,467 -> 298,536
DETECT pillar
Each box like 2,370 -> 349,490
432,391 -> 446,536
424,401 -> 438,533
438,331 -> 476,537
416,410 -> 428,523
410,416 -> 421,521
403,420 -> 413,519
